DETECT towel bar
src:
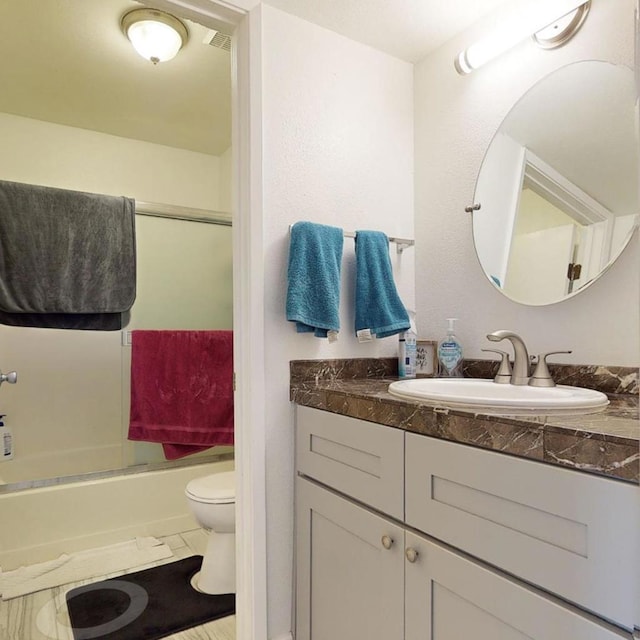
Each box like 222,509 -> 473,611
288,224 -> 415,254
136,201 -> 232,226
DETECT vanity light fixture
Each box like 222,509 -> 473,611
121,8 -> 189,65
454,0 -> 590,75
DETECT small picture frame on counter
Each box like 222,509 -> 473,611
416,340 -> 437,377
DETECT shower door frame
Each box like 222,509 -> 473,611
142,1 -> 267,639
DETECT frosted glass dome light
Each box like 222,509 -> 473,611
122,9 -> 188,65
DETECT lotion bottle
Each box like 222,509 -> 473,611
398,311 -> 417,378
437,318 -> 463,377
0,414 -> 13,461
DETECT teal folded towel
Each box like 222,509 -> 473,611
355,230 -> 409,339
286,221 -> 343,338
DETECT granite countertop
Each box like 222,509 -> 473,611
290,359 -> 640,484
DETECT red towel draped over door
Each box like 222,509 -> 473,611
128,330 -> 234,460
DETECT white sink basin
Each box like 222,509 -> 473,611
387,378 -> 609,415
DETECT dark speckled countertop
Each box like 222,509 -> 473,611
290,358 -> 640,484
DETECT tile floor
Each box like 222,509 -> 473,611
0,528 -> 235,640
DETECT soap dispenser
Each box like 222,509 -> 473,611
437,318 -> 463,377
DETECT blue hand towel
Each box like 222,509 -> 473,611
286,221 -> 344,338
355,230 -> 410,339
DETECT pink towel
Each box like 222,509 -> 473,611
128,330 -> 234,460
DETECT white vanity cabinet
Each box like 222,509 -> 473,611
295,405 -> 635,640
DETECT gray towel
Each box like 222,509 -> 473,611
0,180 -> 136,330
0,309 -> 130,331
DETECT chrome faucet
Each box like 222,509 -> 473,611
486,330 -> 530,385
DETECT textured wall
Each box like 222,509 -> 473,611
414,0 -> 638,365
0,112 -> 223,210
260,5 -> 414,635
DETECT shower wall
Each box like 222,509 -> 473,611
0,112 -> 233,485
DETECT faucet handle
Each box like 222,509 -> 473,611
481,349 -> 512,384
529,351 -> 572,388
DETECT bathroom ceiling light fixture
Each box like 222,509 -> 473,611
454,0 -> 590,75
121,8 -> 189,65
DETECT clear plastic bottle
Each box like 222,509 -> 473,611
0,414 -> 13,460
398,312 -> 417,379
437,318 -> 464,377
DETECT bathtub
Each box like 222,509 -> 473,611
0,458 -> 234,571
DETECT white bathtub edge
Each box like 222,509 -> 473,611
0,460 -> 233,571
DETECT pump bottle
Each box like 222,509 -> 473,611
437,318 -> 464,377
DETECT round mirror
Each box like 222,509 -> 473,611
472,61 -> 638,306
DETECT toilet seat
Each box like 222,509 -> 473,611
185,471 -> 235,504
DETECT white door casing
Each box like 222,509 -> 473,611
148,1 -> 267,639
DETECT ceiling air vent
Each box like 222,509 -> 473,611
203,29 -> 231,52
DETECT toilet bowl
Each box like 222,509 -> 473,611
185,470 -> 235,595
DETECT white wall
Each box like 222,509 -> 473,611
414,0 -> 638,364
260,6 -> 414,636
0,112 -> 222,210
0,114 -> 233,481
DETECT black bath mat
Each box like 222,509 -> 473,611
65,555 -> 235,640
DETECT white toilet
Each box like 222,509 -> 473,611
185,470 -> 236,595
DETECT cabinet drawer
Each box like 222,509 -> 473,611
405,433 -> 639,629
296,406 -> 404,519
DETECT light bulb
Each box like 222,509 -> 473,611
122,9 -> 189,65
126,20 -> 183,64
454,0 -> 590,75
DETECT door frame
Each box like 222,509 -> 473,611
139,1 -> 267,638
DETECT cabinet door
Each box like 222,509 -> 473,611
295,477 -> 404,640
405,532 -> 630,640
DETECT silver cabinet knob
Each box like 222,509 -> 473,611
0,370 -> 17,386
381,535 -> 394,550
405,547 -> 419,563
